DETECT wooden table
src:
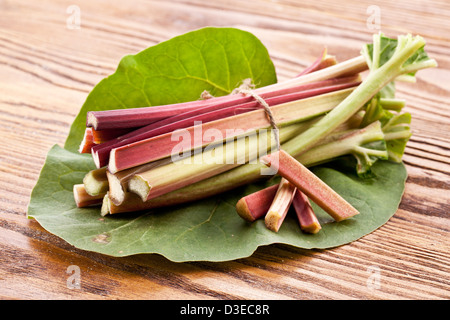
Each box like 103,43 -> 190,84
0,0 -> 448,300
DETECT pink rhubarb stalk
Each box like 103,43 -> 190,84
108,88 -> 355,173
297,49 -> 336,77
91,127 -> 135,144
86,54 -> 365,131
92,78 -> 359,168
235,184 -> 279,222
292,189 -> 321,234
79,128 -> 95,153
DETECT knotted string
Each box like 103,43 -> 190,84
233,79 -> 281,151
200,79 -> 281,151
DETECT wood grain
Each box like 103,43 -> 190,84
0,0 -> 449,300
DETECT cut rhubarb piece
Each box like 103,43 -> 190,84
91,127 -> 135,144
79,128 -> 95,154
261,149 -> 359,222
109,88 -> 355,173
106,157 -> 172,206
101,191 -> 157,216
236,184 -> 279,222
264,178 -> 297,232
292,189 -> 321,234
73,184 -> 105,208
83,167 -> 109,196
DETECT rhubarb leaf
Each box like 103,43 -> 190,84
28,145 -> 407,262
64,27 -> 277,152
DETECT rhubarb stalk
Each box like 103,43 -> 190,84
281,34 -> 437,157
83,167 -> 109,196
104,120 -> 385,215
79,128 -> 95,154
86,54 -> 366,131
74,184 -> 105,208
264,178 -> 297,232
292,189 -> 321,234
235,184 -> 279,222
91,78 -> 359,168
108,88 -> 355,173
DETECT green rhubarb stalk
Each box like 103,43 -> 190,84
127,119 -> 314,202
379,98 -> 405,112
281,34 -> 436,157
104,121 -> 387,214
108,88 -> 355,173
83,167 -> 109,196
106,157 -> 172,205
259,55 -> 367,93
296,121 -> 388,173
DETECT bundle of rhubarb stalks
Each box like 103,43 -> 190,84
73,34 -> 436,234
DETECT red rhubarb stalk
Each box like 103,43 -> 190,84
108,88 -> 355,173
91,127 -> 135,144
129,76 -> 359,135
292,189 -> 321,234
87,56 -> 367,131
87,81 -> 261,130
261,149 -> 359,222
91,78 -> 359,168
79,128 -> 95,154
86,98 -> 215,130
235,184 -> 279,222
264,178 -> 297,232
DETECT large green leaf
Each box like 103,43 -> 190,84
28,28 -> 410,262
28,145 -> 407,262
64,27 -> 277,152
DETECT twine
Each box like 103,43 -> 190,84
199,79 -> 281,150
233,79 -> 281,151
